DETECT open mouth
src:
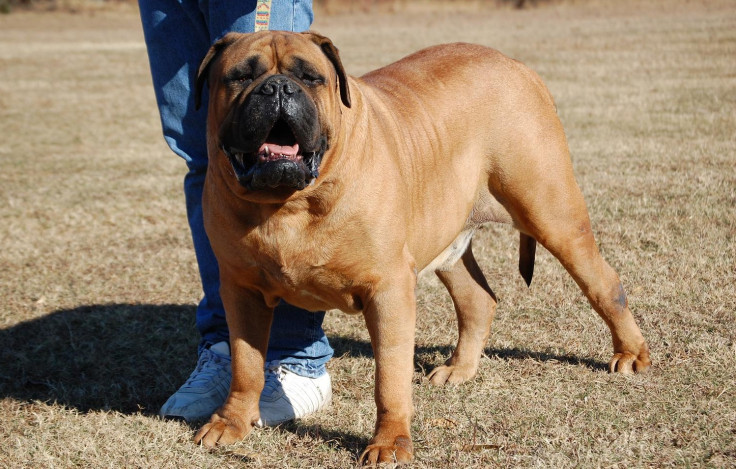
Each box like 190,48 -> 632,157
256,119 -> 302,164
222,118 -> 324,190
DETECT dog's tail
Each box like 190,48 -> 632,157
519,233 -> 536,287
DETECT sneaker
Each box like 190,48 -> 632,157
159,341 -> 231,421
160,343 -> 332,425
257,362 -> 332,427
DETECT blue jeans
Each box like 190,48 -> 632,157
138,0 -> 333,378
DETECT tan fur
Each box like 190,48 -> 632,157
193,31 -> 650,465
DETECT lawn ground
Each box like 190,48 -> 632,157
0,0 -> 734,467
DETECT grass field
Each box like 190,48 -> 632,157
1,1 -> 734,467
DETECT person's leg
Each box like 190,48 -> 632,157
139,0 -> 227,350
138,0 -> 231,420
139,0 -> 332,422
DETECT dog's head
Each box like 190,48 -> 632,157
196,31 -> 351,194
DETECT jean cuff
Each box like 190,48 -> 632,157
270,360 -> 328,379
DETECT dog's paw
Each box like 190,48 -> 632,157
194,413 -> 252,448
609,348 -> 651,374
427,364 -> 476,386
359,435 -> 413,466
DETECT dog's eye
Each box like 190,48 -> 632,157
300,73 -> 324,87
225,69 -> 254,87
235,75 -> 253,86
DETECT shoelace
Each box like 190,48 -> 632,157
182,348 -> 230,390
262,361 -> 285,396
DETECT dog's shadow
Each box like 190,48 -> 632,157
0,304 -> 606,455
328,335 -> 607,374
0,304 -> 199,415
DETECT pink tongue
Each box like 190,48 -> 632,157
259,143 -> 299,157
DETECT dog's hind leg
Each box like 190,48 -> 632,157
530,215 -> 650,373
493,143 -> 651,373
428,239 -> 497,385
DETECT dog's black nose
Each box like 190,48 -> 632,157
258,75 -> 299,96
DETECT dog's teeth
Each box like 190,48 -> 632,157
264,145 -> 271,156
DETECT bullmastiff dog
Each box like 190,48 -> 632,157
192,31 -> 651,464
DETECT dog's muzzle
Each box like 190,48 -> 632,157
219,74 -> 326,191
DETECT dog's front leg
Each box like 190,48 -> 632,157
195,278 -> 272,448
359,268 -> 417,466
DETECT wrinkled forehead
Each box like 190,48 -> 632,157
219,31 -> 325,72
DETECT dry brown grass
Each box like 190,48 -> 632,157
1,1 -> 734,467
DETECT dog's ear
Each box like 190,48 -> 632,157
305,32 -> 351,108
195,33 -> 238,111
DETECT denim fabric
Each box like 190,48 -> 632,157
138,0 -> 332,378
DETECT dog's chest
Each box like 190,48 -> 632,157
242,217 -> 370,313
